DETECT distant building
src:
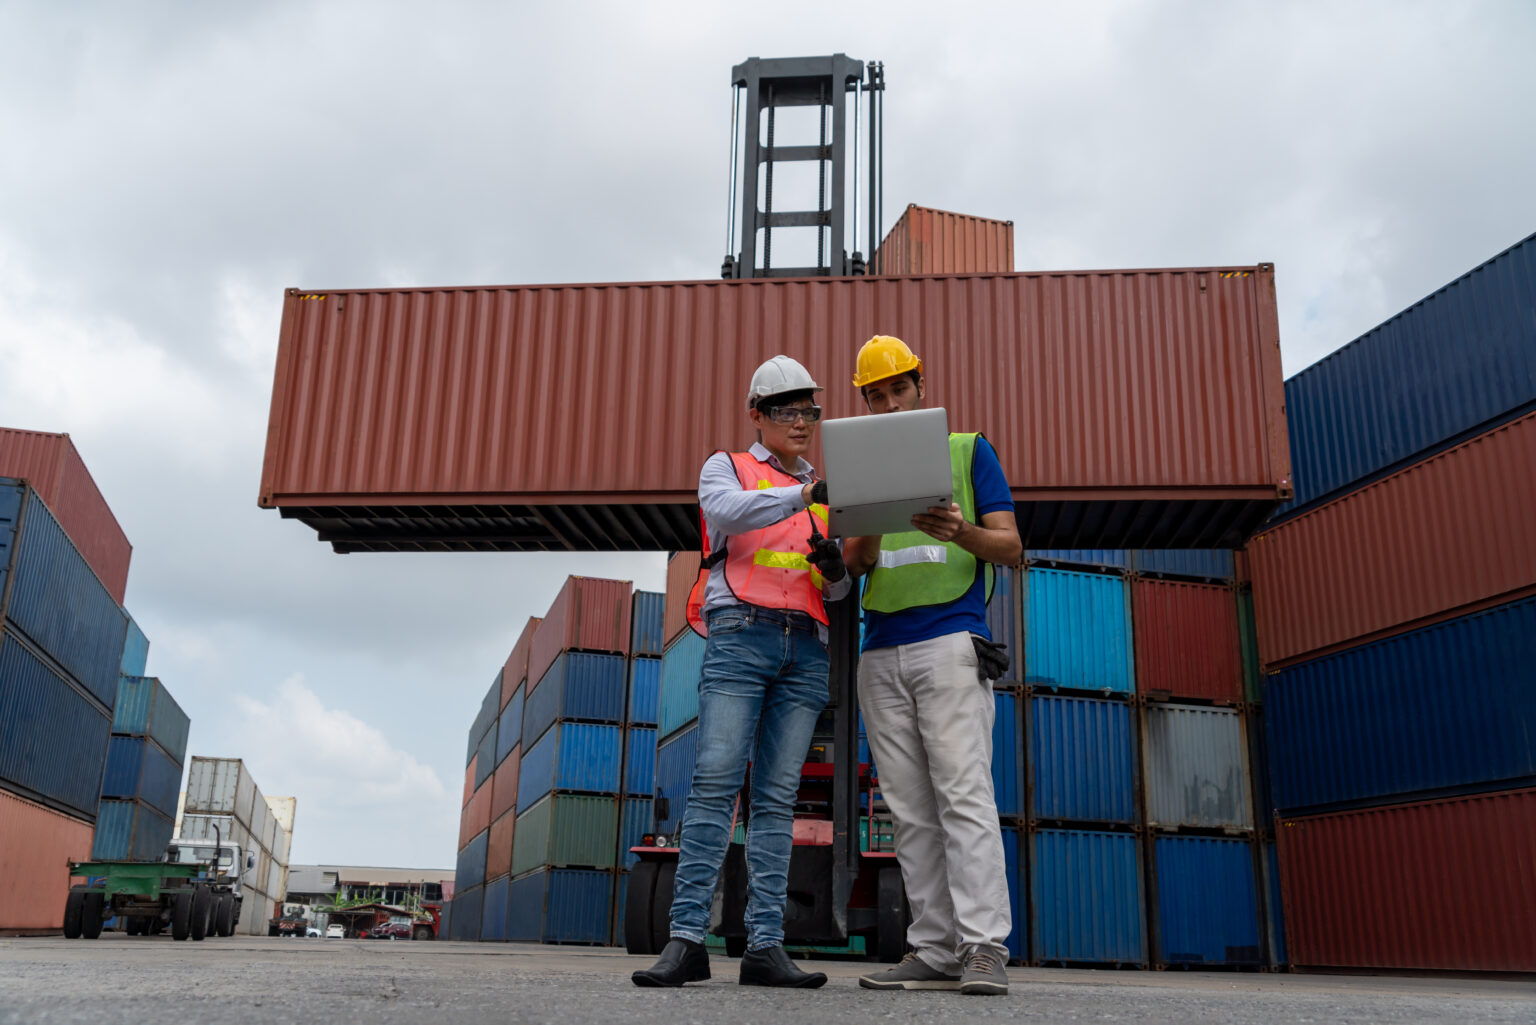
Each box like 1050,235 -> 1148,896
285,865 -> 453,907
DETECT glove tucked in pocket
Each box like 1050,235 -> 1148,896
970,634 -> 1011,682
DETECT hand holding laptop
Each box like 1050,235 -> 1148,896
818,407 -> 953,538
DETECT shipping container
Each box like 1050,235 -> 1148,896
452,886 -> 483,942
1001,824 -> 1025,964
1,480 -> 128,712
502,617 -> 540,709
110,676 -> 190,765
511,793 -> 619,878
631,591 -> 665,657
528,578 -> 634,689
1027,549 -> 1131,573
184,758 -> 258,825
474,727 -> 496,791
625,727 -> 657,798
265,795 -> 296,835
459,777 -> 491,851
1132,580 -> 1242,703
516,722 -> 623,812
664,552 -> 700,647
1151,836 -> 1260,966
462,757 -> 475,810
176,814 -> 255,852
1278,788 -> 1536,971
1030,695 -> 1137,825
1130,549 -> 1235,582
0,429 -> 132,604
90,799 -> 173,863
1266,598 -> 1536,813
1024,568 -> 1134,695
496,684 -> 524,768
489,746 -> 520,824
522,651 -> 627,749
658,630 -> 706,739
1260,841 -> 1287,966
259,268 -> 1291,553
487,810 -> 515,883
991,690 -> 1023,818
437,901 -> 452,941
120,615 -> 149,677
1275,232 -> 1536,518
468,672 -> 501,766
1249,411 -> 1536,667
654,724 -> 699,836
249,784 -> 270,853
456,829 -> 489,892
1141,705 -> 1252,831
627,657 -> 660,726
480,875 -> 509,942
985,565 -> 1021,660
1030,828 -> 1146,965
0,628 -> 112,818
618,797 -> 653,870
874,204 -> 1015,276
505,867 -> 614,945
100,736 -> 182,819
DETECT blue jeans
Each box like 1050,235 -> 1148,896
669,606 -> 829,951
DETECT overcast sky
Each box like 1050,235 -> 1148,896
3,1 -> 1532,871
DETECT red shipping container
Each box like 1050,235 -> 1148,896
0,789 -> 94,933
490,745 -> 520,824
0,428 -> 132,604
875,204 -> 1014,276
501,617 -> 541,709
258,269 -> 1291,553
462,758 -> 475,809
664,552 -> 701,647
1248,411 -> 1536,667
459,777 -> 492,851
528,577 -> 633,690
1132,579 -> 1242,703
1278,789 -> 1536,971
485,810 -> 515,882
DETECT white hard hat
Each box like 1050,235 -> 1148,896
747,355 -> 822,409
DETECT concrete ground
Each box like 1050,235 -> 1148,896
2,935 -> 1532,1025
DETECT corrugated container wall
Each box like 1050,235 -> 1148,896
874,204 -> 1015,276
92,799 -> 174,861
258,269 -> 1291,552
0,630 -> 111,817
452,887 -> 483,941
1152,836 -> 1261,966
654,724 -> 699,836
502,617 -> 540,709
985,565 -> 1021,659
511,793 -> 618,877
1030,828 -> 1146,965
991,691 -> 1023,818
625,727 -> 657,798
528,577 -> 633,689
100,736 -> 181,819
120,615 -> 149,677
455,829 -> 489,891
1130,550 -> 1235,581
486,809 -> 515,882
1030,695 -> 1138,824
1024,569 -> 1134,695
0,429 -> 132,604
1028,549 -> 1131,572
658,631 -> 706,739
0,789 -> 93,931
663,553 -> 700,647
1248,411 -> 1536,667
1278,789 -> 1536,971
496,684 -> 524,768
1274,231 -> 1536,517
459,777 -> 492,850
480,874 -> 509,942
522,652 -> 627,749
516,722 -> 622,812
627,658 -> 660,727
506,868 -> 613,945
490,746 -> 521,823
1141,706 -> 1252,830
1132,580 -> 1241,703
111,676 -> 190,765
630,591 -> 664,657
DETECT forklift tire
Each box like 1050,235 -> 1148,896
80,892 -> 106,940
216,895 -> 236,937
171,891 -> 193,941
875,866 -> 909,964
62,889 -> 85,939
190,886 -> 212,941
650,861 -> 677,956
624,860 -> 659,956
413,925 -> 432,941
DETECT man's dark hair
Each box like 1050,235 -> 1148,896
754,389 -> 816,415
859,370 -> 923,403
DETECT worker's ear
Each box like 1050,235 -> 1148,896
748,407 -> 764,431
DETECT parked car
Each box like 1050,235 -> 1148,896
371,916 -> 414,940
325,924 -> 345,938
306,926 -> 321,937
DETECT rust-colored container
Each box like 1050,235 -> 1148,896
502,618 -> 541,708
0,789 -> 93,933
664,552 -> 701,647
1248,411 -> 1536,667
875,204 -> 1014,276
485,809 -> 515,883
0,428 -> 132,604
1132,579 -> 1242,703
459,777 -> 492,851
461,758 -> 475,809
259,268 -> 1291,552
1277,788 -> 1536,971
490,745 -> 520,823
528,577 -> 633,690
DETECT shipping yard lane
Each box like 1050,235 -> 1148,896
2,936 -> 1533,1025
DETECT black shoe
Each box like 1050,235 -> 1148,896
632,938 -> 711,987
738,945 -> 827,989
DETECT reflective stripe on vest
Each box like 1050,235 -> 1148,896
862,432 -> 995,615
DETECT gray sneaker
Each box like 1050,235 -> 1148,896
959,948 -> 1008,995
858,952 -> 962,990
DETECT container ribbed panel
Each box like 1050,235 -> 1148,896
0,629 -> 111,818
1030,695 -> 1137,823
1030,829 -> 1145,964
658,631 -> 706,739
1025,568 -> 1133,694
1142,706 -> 1253,830
1153,836 -> 1260,965
511,793 -> 618,878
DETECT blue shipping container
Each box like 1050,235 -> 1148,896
120,615 -> 149,677
1266,597 -> 1536,813
991,690 -> 1023,818
505,868 -> 614,945
481,874 -> 510,941
619,797 -> 653,870
1002,825 -> 1025,963
625,727 -> 657,797
1262,842 -> 1287,966
92,799 -> 174,861
986,565 -> 1020,657
1,481 -> 128,712
1153,836 -> 1260,965
1031,695 -> 1137,824
631,591 -> 665,657
658,631 -> 706,740
100,735 -> 182,819
1025,568 -> 1134,695
457,829 -> 489,891
628,657 -> 660,726
452,886 -> 483,941
467,671 -> 501,766
111,676 -> 191,766
522,652 -> 627,749
474,727 -> 496,790
1027,549 -> 1131,572
0,628 -> 111,818
1031,828 -> 1146,965
654,723 -> 699,836
1276,232 -> 1536,517
517,722 -> 622,812
496,684 -> 524,769
1130,550 -> 1235,582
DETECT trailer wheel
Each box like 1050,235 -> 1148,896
650,861 -> 676,956
413,925 -> 432,941
190,886 -> 212,941
624,860 -> 659,956
62,889 -> 85,939
875,866 -> 909,964
216,895 -> 236,937
171,891 -> 193,941
80,892 -> 106,940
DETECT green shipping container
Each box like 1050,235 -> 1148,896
511,794 -> 618,879
1237,588 -> 1262,704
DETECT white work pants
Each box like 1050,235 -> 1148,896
857,630 -> 1010,970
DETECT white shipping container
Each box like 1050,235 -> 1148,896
262,811 -> 278,859
183,758 -> 257,827
249,784 -> 269,853
240,889 -> 270,936
265,796 -> 296,834
273,824 -> 292,867
176,814 -> 254,852
267,860 -> 285,899
276,865 -> 289,902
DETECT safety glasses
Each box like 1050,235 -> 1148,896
765,404 -> 823,425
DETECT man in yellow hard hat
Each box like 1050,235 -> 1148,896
840,335 -> 1021,996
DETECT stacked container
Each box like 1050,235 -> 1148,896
615,591 -> 662,935
178,758 -> 294,935
654,555 -> 704,839
93,676 -> 189,861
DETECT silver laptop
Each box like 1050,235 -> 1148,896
820,407 -> 952,537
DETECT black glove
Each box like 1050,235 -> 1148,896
810,479 -> 828,506
807,530 -> 847,583
971,635 -> 1011,681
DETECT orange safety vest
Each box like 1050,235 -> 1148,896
685,451 -> 831,637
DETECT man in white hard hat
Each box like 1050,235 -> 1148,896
633,355 -> 850,990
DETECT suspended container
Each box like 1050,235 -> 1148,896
516,722 -> 622,812
1150,835 -> 1261,966
511,793 -> 619,878
522,651 -> 627,749
1141,705 -> 1253,831
111,676 -> 191,765
658,630 -> 706,740
1029,695 -> 1137,825
1024,568 -> 1134,695
1030,828 -> 1146,966
1132,579 -> 1242,704
505,867 -> 615,945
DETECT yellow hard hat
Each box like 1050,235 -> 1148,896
852,335 -> 923,388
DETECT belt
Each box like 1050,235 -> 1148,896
709,605 -> 820,634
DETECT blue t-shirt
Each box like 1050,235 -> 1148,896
861,435 -> 1014,652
